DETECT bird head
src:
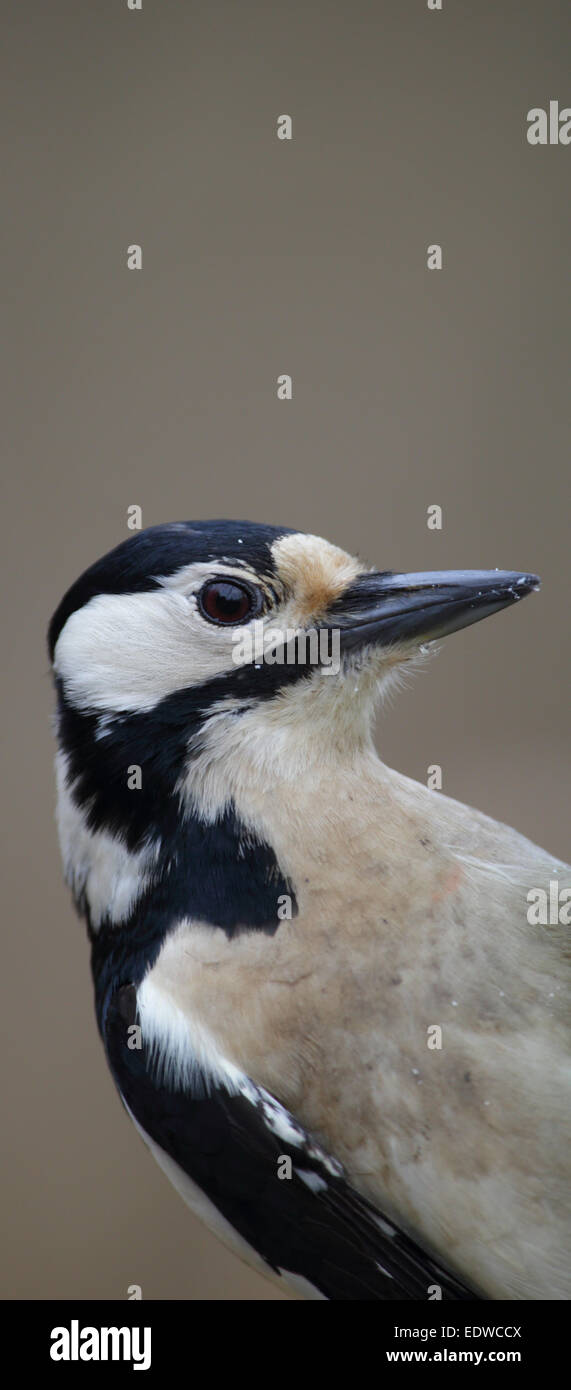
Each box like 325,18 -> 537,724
49,519 -> 539,856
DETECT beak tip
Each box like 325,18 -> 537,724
512,573 -> 541,598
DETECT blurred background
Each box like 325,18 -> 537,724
2,0 -> 569,1299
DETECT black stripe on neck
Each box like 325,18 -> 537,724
54,654 -> 315,852
90,802 -> 297,1033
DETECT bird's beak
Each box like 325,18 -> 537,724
328,570 -> 540,652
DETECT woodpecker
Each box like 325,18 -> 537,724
49,520 -> 570,1301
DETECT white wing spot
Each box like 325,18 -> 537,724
373,1214 -> 396,1238
296,1169 -> 328,1194
262,1100 -> 304,1147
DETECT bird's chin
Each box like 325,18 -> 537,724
341,638 -> 438,683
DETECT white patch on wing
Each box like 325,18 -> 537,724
237,1076 -> 260,1106
373,1213 -> 397,1238
306,1147 -> 344,1178
261,1098 -> 305,1147
55,752 -> 159,928
296,1169 -> 328,1194
136,973 -> 244,1095
137,973 -> 338,1182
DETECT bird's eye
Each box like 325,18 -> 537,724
198,579 -> 260,626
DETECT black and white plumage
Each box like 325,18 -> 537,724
49,520 -> 570,1300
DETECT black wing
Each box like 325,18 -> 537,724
103,984 -> 482,1302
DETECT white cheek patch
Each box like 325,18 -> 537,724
55,752 -> 160,928
53,582 -> 242,715
53,560 -> 278,715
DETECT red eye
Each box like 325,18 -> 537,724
198,579 -> 258,625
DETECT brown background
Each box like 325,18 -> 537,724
2,0 -> 569,1299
